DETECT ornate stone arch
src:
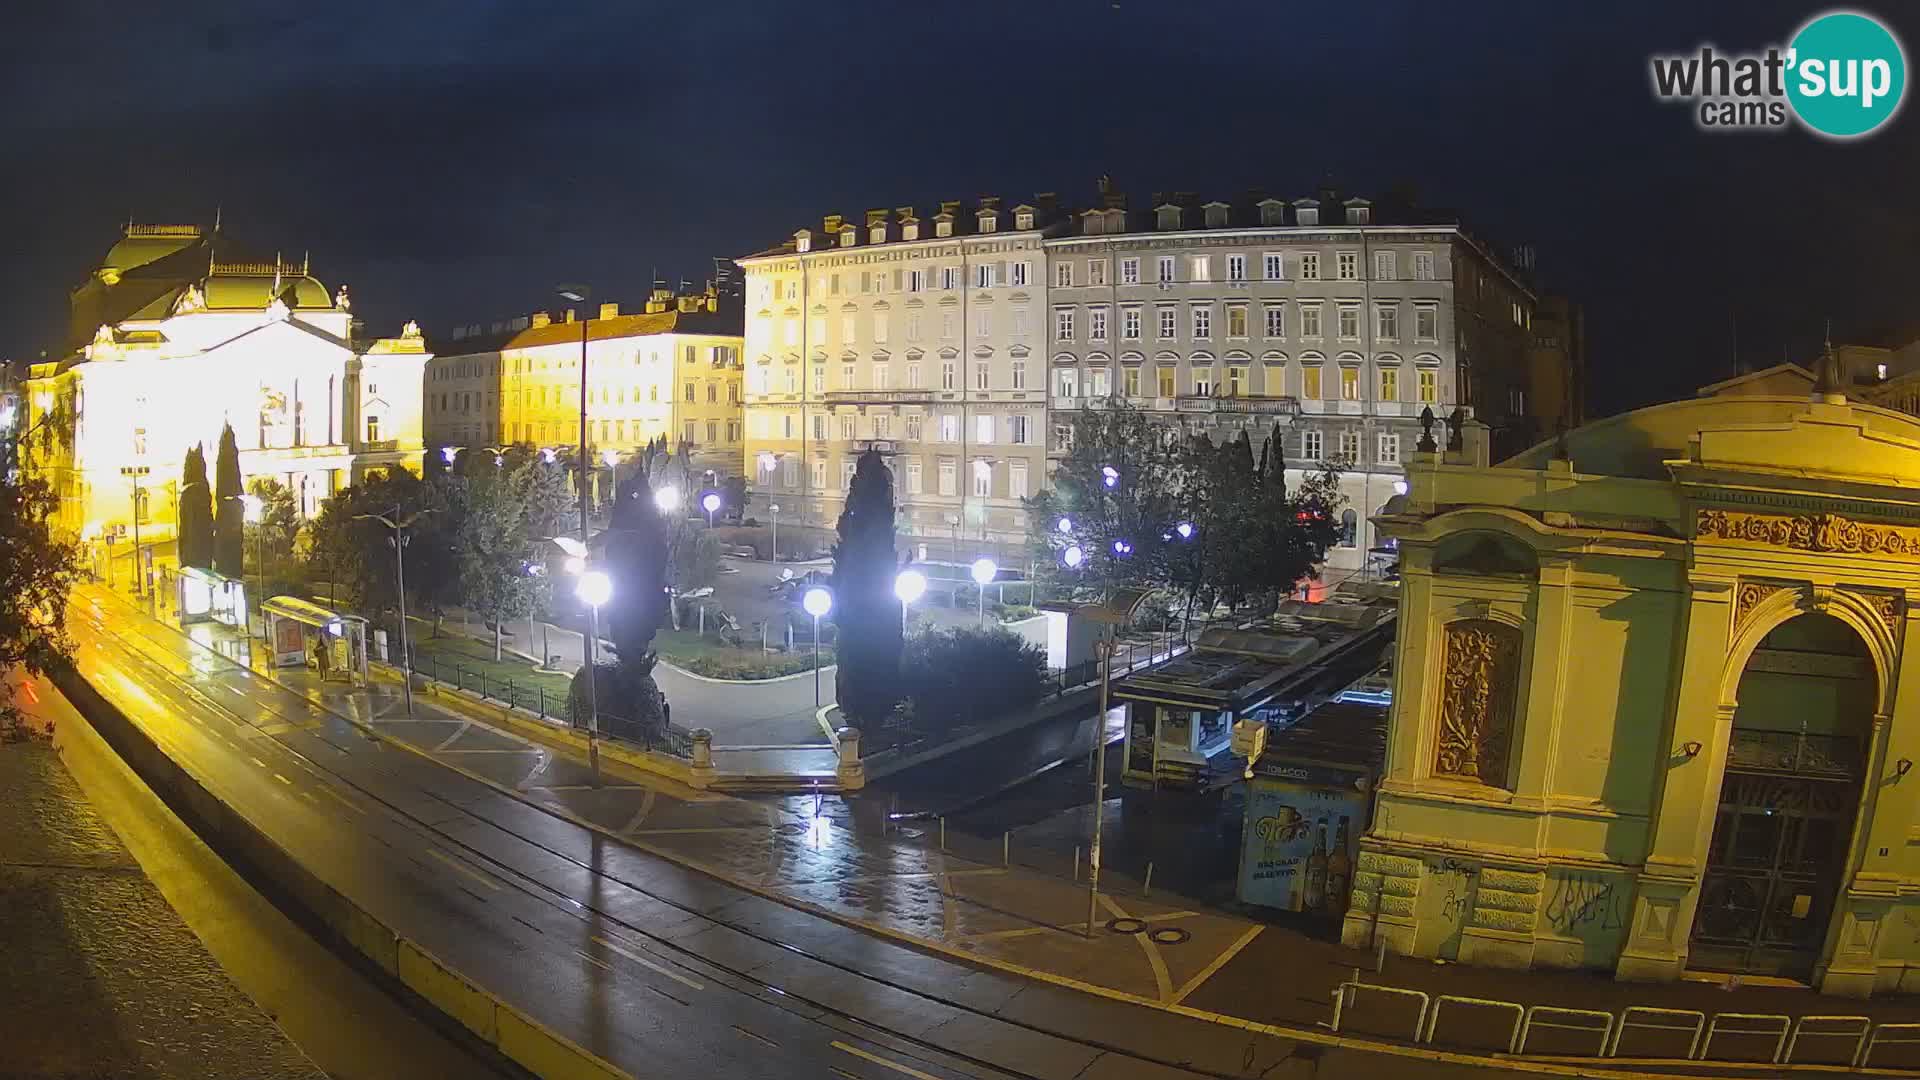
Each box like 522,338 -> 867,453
1718,585 -> 1896,716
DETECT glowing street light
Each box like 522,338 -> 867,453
574,567 -> 611,788
802,586 -> 833,710
1393,479 -> 1409,496
893,569 -> 926,633
1175,521 -> 1194,540
600,449 -> 619,467
1101,465 -> 1119,488
562,555 -> 585,575
701,490 -> 722,528
440,446 -> 459,465
1112,539 -> 1133,556
1062,544 -> 1085,569
654,484 -> 681,513
970,557 -> 997,626
540,447 -> 558,464
1057,516 -> 1073,536
769,502 -> 781,563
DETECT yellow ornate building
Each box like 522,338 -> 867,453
1348,355 -> 1920,996
23,224 -> 429,549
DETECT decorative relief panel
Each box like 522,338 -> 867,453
1697,509 -> 1920,558
1735,582 -> 1787,632
1433,620 -> 1522,785
1862,590 -> 1903,637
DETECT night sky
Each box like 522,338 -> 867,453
4,1 -> 1917,417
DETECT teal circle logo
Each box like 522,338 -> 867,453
1787,10 -> 1907,138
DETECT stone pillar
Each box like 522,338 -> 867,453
835,726 -> 864,790
1616,575 -> 1735,983
689,726 -> 716,788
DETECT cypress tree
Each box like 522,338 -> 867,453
213,424 -> 244,577
178,444 -> 214,570
831,448 -> 903,727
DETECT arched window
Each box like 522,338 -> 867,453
1339,508 -> 1358,547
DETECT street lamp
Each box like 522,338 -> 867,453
574,567 -> 612,787
1393,479 -> 1409,496
701,490 -> 721,528
440,446 -> 459,465
1057,516 -> 1073,536
654,484 -> 681,514
893,569 -> 926,634
119,465 -> 150,600
1101,465 -> 1119,489
769,502 -> 780,563
1062,544 -> 1085,569
353,506 -> 435,717
1175,521 -> 1194,540
802,586 -> 832,710
241,493 -> 264,615
970,557 -> 997,626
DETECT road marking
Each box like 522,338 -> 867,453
830,1041 -> 943,1080
273,773 -> 293,786
574,949 -> 612,972
828,1069 -> 860,1080
589,934 -> 705,992
1171,923 -> 1264,1006
732,1025 -> 778,1049
299,791 -> 319,805
958,908 -> 1200,943
250,756 -> 268,769
645,985 -> 689,1008
432,721 -> 471,751
619,789 -> 657,834
423,848 -> 501,892
1101,894 -> 1172,1002
440,747 -> 542,754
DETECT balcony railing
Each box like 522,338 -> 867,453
1726,729 -> 1861,779
1173,394 -> 1301,415
822,389 -> 934,405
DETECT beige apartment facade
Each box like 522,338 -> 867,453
739,202 -> 1052,560
427,283 -> 744,483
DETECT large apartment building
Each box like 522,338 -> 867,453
738,202 -> 1051,559
740,183 -> 1571,572
426,281 -> 745,483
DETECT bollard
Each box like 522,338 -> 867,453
1002,831 -> 1010,867
1375,935 -> 1388,973
835,726 -> 865,791
689,727 -> 716,789
1073,846 -> 1081,882
1143,861 -> 1154,896
939,816 -> 946,852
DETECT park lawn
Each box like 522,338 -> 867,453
654,627 -> 833,679
410,630 -> 573,702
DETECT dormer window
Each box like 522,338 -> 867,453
1015,209 -> 1035,230
795,229 -> 812,253
1155,205 -> 1182,230
978,211 -> 999,234
935,215 -> 954,238
1203,202 -> 1230,228
1294,201 -> 1320,226
1258,200 -> 1286,226
870,224 -> 886,244
902,220 -> 920,241
1345,200 -> 1372,225
839,227 -> 857,248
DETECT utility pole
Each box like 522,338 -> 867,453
354,506 -> 433,717
120,465 -> 150,601
557,285 -> 601,783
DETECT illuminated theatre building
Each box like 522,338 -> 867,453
22,224 -> 429,552
1348,353 -> 1920,996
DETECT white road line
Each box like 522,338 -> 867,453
273,773 -> 293,786
424,848 -> 501,892
573,949 -> 612,972
319,786 -> 365,815
589,934 -> 705,992
830,1041 -> 944,1080
732,1025 -> 778,1049
250,756 -> 268,769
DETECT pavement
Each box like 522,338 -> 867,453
60,579 -> 1699,1080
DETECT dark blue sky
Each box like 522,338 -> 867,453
4,1 -> 1916,415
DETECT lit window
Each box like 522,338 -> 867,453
1380,367 -> 1398,400
1341,367 -> 1360,400
1157,367 -> 1176,397
1419,369 -> 1438,403
1190,256 -> 1211,282
1228,366 -> 1247,396
1303,366 -> 1322,399
1227,305 -> 1248,338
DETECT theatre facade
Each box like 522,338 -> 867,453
1346,359 -> 1920,996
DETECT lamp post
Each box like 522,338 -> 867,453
575,567 -> 611,788
970,557 -> 997,627
893,569 -> 926,635
119,465 -> 150,600
241,493 -> 264,615
354,506 -> 434,717
701,490 -> 721,529
802,586 -> 832,711
1058,539 -> 1135,938
769,502 -> 779,563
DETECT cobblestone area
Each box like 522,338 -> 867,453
0,736 -> 324,1080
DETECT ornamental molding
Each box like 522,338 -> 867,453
1735,581 -> 1791,632
1696,509 -> 1920,559
1433,619 -> 1521,786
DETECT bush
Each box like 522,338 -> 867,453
670,649 -> 833,680
900,626 -> 1047,733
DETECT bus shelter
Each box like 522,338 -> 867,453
262,596 -> 369,685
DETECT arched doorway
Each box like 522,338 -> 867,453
1689,612 -> 1872,980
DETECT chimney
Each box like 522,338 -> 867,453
1096,174 -> 1113,197
530,311 -> 552,329
1035,192 -> 1058,215
823,213 -> 843,235
978,196 -> 1001,211
939,200 -> 962,217
563,308 -> 576,324
598,302 -> 619,320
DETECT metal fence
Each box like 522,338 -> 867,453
404,648 -> 693,758
1329,979 -> 1909,1069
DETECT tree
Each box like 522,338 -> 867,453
1023,399 -> 1187,598
178,443 -> 214,570
0,437 -> 79,739
455,457 -> 547,660
722,474 -> 748,521
304,467 -> 454,617
572,454 -> 672,739
244,477 -> 300,596
831,448 -> 903,727
213,424 -> 244,577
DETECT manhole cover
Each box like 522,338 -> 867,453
1105,917 -> 1148,935
1148,927 -> 1191,946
